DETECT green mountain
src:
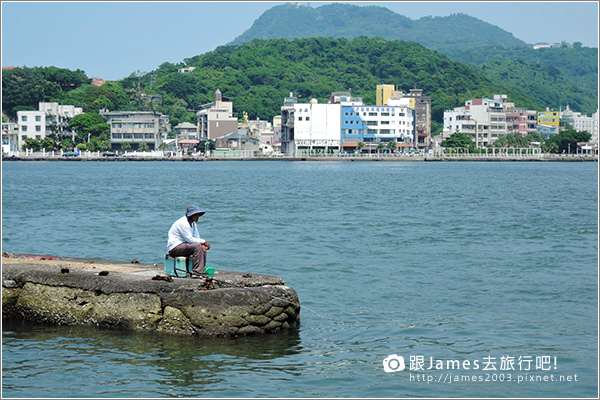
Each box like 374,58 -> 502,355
229,3 -> 597,114
230,3 -> 527,51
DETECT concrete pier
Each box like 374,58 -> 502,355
1,253 -> 300,337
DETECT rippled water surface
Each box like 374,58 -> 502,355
2,161 -> 598,397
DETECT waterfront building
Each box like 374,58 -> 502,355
339,95 -> 415,154
280,91 -> 416,155
560,104 -> 596,136
444,95 -> 507,147
444,94 -> 541,147
239,113 -> 274,143
173,122 -> 198,139
2,121 -> 19,153
39,102 -> 83,140
173,121 -> 199,151
280,93 -> 342,156
196,89 -> 238,141
537,109 -> 560,136
16,110 -> 46,145
376,85 -> 431,148
100,110 -> 169,151
16,102 -> 83,149
592,110 -> 599,143
505,108 -> 538,136
272,115 -> 282,144
214,131 -> 259,157
389,89 -> 431,147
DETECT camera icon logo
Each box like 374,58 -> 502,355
383,354 -> 405,373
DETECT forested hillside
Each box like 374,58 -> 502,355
2,67 -> 90,115
445,45 -> 598,109
148,37 -> 541,126
2,66 -> 130,117
473,59 -> 597,114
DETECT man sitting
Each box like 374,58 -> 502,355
167,205 -> 211,277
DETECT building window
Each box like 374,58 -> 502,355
112,133 -> 122,139
305,117 -> 310,121
298,117 -> 303,121
123,133 -> 132,139
35,116 -> 41,122
134,133 -> 144,139
21,116 -> 27,122
144,133 -> 154,139
22,126 -> 27,132
35,126 -> 41,131
21,135 -> 27,140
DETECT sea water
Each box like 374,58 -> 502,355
1,161 -> 598,398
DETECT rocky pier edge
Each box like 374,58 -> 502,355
1,253 -> 300,337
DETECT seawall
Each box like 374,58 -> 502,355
1,253 -> 300,337
2,154 -> 598,162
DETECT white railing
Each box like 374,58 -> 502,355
5,150 -> 598,161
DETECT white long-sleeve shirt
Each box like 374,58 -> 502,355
167,216 -> 206,251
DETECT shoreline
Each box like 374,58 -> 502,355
3,155 -> 598,162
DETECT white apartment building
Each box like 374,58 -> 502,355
16,102 -> 83,150
2,121 -> 19,153
17,110 -> 46,143
39,102 -> 83,139
281,95 -> 342,156
593,110 -> 599,143
443,95 -> 538,147
341,101 -> 414,151
560,105 -> 598,141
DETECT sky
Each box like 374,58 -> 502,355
1,1 -> 598,81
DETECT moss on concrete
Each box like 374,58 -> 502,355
2,254 -> 300,337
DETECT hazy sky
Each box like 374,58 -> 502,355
2,1 -> 598,81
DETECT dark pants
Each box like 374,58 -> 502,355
168,242 -> 206,274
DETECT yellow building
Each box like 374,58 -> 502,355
538,110 -> 560,126
376,84 -> 396,106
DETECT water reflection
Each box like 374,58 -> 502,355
3,319 -> 303,396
